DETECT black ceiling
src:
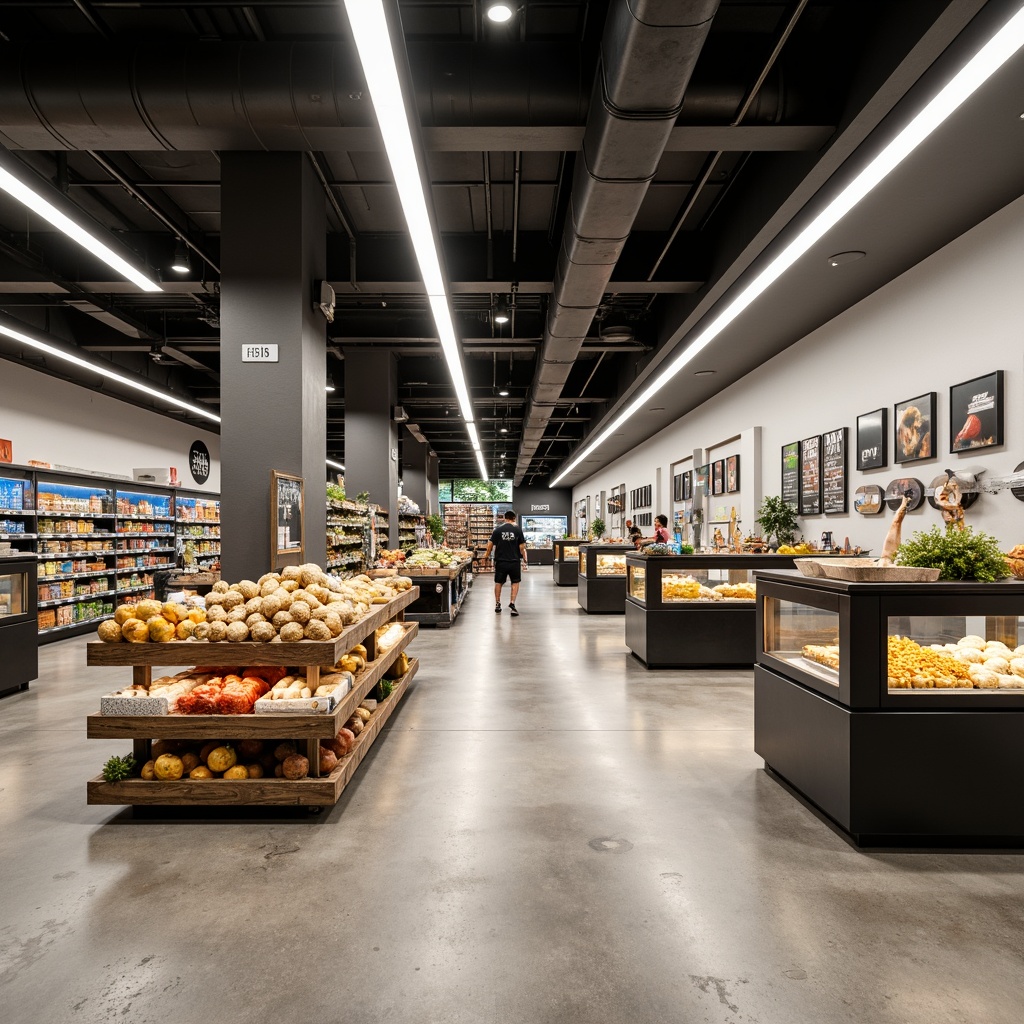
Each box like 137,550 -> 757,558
0,1 -> 1021,485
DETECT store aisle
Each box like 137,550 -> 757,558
1,573 -> 1023,1024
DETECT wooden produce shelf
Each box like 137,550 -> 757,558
86,657 -> 418,806
86,622 -> 419,741
85,587 -> 418,668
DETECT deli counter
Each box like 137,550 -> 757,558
578,544 -> 633,613
552,539 -> 582,586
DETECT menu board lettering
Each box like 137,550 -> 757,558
822,427 -> 847,514
781,442 -> 799,509
800,435 -> 822,515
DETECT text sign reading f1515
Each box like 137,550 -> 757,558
242,344 -> 279,362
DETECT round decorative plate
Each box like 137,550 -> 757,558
1013,461 -> 1024,502
854,485 -> 885,515
884,477 -> 925,512
926,471 -> 980,511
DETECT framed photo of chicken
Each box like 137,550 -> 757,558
894,392 -> 936,464
949,371 -> 1003,453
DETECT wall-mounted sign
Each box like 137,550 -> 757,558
799,435 -> 822,515
781,442 -> 799,508
242,344 -> 279,362
822,427 -> 847,514
188,440 -> 211,485
530,503 -> 551,511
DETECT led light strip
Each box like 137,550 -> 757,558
326,459 -> 346,471
0,321 -> 220,423
342,0 -> 486,479
0,165 -> 162,293
552,3 -> 1024,486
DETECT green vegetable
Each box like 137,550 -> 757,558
678,544 -> 694,554
102,753 -> 136,782
895,525 -> 1010,581
376,679 -> 395,700
326,482 -> 346,502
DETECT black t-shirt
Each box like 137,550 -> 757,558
489,522 -> 526,563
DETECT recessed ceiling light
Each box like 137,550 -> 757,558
486,3 -> 514,22
827,250 -> 866,267
170,239 -> 190,274
694,369 -> 716,376
498,387 -> 510,396
500,426 -> 508,433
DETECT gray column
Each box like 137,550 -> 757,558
426,451 -> 439,516
344,349 -> 398,545
401,427 -> 429,514
220,152 -> 327,580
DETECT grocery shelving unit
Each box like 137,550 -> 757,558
174,492 -> 221,571
85,587 -> 420,809
325,499 -> 369,574
0,469 -> 36,558
397,512 -> 423,553
372,505 -> 391,556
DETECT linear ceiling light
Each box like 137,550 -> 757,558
341,0 -> 478,452
465,422 -> 489,480
0,158 -> 162,293
326,459 -> 346,471
552,3 -> 1024,486
0,320 -> 220,423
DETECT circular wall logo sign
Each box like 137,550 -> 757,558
189,440 -> 211,485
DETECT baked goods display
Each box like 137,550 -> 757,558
801,644 -> 840,671
661,574 -> 756,601
889,635 -> 1024,689
95,563 -> 413,644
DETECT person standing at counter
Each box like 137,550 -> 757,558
640,515 -> 671,546
485,510 -> 528,616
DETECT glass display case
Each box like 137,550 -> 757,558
577,544 -> 634,613
625,554 -> 798,666
552,538 -> 583,586
0,471 -> 36,556
753,569 -> 1024,845
0,556 -> 37,698
520,515 -> 567,566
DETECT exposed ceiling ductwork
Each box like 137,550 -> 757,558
514,0 -> 721,484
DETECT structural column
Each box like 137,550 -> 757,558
426,451 -> 439,516
219,152 -> 327,580
344,349 -> 399,546
401,426 -> 429,515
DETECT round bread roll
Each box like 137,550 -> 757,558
1009,657 -> 1024,678
193,621 -> 212,641
206,604 -> 228,623
237,580 -> 259,600
953,648 -> 984,664
278,621 -> 305,643
971,669 -> 999,688
957,636 -> 985,650
998,674 -> 1024,689
207,621 -> 228,642
983,656 -> 1009,674
289,600 -> 311,624
250,621 -> 276,642
97,619 -> 123,643
226,621 -> 249,642
272,610 -> 293,629
175,620 -> 197,640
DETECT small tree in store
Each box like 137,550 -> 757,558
590,516 -> 606,540
426,514 -> 444,545
755,496 -> 800,548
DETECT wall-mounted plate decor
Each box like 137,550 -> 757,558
884,477 -> 925,512
854,485 -> 885,515
926,471 -> 981,511
1013,461 -> 1024,502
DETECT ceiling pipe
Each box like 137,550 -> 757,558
0,41 -> 795,153
513,0 -> 721,484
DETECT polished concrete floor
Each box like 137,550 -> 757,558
2,572 -> 1023,1023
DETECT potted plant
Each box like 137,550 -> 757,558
895,525 -> 1010,581
755,496 -> 800,549
426,513 -> 444,545
590,516 -> 606,541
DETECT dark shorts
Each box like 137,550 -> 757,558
494,561 -> 521,585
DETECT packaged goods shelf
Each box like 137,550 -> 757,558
38,590 -> 117,608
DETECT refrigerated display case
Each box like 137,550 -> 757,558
625,553 -> 798,666
520,515 -> 566,566
577,544 -> 632,613
753,569 -> 1024,845
0,556 -> 37,697
552,539 -> 582,586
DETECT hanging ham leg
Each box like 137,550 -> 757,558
879,494 -> 909,565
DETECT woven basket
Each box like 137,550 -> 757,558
1006,556 -> 1024,580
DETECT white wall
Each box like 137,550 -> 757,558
0,358 -> 221,490
573,194 -> 1024,551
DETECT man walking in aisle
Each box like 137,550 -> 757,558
484,510 -> 528,615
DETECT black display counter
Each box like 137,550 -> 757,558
400,559 -> 472,628
552,539 -> 583,586
753,570 -> 1024,847
0,555 -> 38,698
527,546 -> 554,566
577,544 -> 632,613
624,553 -> 798,667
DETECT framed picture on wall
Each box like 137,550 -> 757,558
695,464 -> 709,496
799,435 -> 822,515
672,473 -> 684,502
822,427 -> 847,514
682,471 -> 692,501
894,392 -> 936,464
781,442 -> 799,508
711,460 -> 725,495
725,455 -> 740,493
856,408 -> 887,470
950,370 -> 1003,452
271,469 -> 304,567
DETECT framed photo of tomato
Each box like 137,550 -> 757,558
949,371 -> 1003,453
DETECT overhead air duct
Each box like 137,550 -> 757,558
514,0 -> 720,484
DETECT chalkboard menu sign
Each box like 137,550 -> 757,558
799,435 -> 822,515
822,427 -> 847,514
781,442 -> 799,508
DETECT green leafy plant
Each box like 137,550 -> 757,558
356,490 -> 370,503
375,678 -> 395,700
755,495 -> 800,547
426,513 -> 444,543
678,543 -> 694,554
102,753 -> 136,782
590,516 -> 606,540
895,525 -> 1010,581
326,482 -> 346,502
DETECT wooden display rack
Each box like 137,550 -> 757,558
86,588 -> 419,808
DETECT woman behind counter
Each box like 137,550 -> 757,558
639,514 -> 671,547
